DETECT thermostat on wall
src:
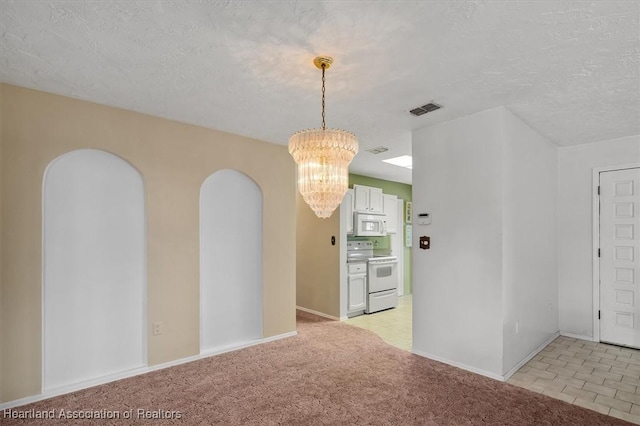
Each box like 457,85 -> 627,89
417,213 -> 431,225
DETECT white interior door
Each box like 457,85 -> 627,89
600,167 -> 640,348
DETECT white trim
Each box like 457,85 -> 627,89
412,349 -> 504,382
413,332 -> 560,382
345,311 -> 364,320
592,167 -> 600,343
394,199 -> 405,296
296,306 -> 340,321
502,331 -> 560,381
339,193 -> 349,319
199,331 -> 297,357
560,331 -> 595,342
0,331 -> 296,411
592,163 -> 640,344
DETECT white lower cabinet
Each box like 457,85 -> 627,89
347,263 -> 367,313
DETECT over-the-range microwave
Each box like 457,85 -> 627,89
353,212 -> 387,237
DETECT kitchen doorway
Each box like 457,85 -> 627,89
345,197 -> 412,352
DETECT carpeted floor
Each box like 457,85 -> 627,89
3,311 -> 630,425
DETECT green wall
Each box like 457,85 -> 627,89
349,174 -> 412,295
349,174 -> 412,202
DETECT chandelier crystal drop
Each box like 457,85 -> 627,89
289,56 -> 359,219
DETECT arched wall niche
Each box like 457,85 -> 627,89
200,169 -> 263,353
42,149 -> 146,390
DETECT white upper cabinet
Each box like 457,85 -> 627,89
353,185 -> 369,212
341,189 -> 355,234
383,194 -> 398,234
354,184 -> 383,213
369,187 -> 383,213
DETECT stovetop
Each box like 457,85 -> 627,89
347,241 -> 397,263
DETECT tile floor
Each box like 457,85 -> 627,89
344,294 -> 412,351
344,298 -> 640,424
508,335 -> 640,424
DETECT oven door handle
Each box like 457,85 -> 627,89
369,260 -> 398,265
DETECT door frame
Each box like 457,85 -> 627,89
592,163 -> 640,343
394,199 -> 404,296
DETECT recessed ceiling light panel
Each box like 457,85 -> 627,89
383,155 -> 412,169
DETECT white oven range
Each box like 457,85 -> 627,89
346,241 -> 398,314
366,256 -> 398,313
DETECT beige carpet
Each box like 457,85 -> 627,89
3,311 -> 630,425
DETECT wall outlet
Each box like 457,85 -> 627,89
515,320 -> 519,334
547,303 -> 552,313
152,321 -> 162,336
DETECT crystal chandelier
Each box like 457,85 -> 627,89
289,56 -> 359,219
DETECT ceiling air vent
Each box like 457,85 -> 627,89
409,102 -> 442,116
366,146 -> 389,154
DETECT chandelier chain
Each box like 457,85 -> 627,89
321,63 -> 326,130
288,55 -> 358,218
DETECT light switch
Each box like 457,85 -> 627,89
417,213 -> 431,225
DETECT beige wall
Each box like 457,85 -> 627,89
0,84 -> 296,402
295,193 -> 341,318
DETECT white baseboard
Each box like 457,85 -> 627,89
413,331 -> 561,383
199,331 -> 297,358
296,306 -> 340,321
0,331 -> 297,410
560,331 -> 595,342
502,331 -> 560,381
345,310 -> 365,320
412,349 -> 504,382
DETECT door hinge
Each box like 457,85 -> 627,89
597,186 -> 600,195
598,310 -> 601,320
598,249 -> 601,257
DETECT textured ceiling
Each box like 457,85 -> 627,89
1,1 -> 639,184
